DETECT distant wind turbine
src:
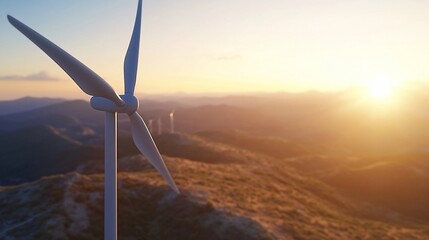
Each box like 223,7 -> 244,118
157,118 -> 163,135
148,119 -> 154,133
7,1 -> 179,240
170,111 -> 175,133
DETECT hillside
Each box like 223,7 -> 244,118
1,151 -> 428,239
196,130 -> 313,158
0,100 -> 101,131
2,95 -> 429,156
0,125 -> 102,185
1,96 -> 429,239
319,152 -> 429,220
192,130 -> 429,222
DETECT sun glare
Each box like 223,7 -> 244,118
367,77 -> 396,101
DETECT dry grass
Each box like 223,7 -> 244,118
0,136 -> 428,239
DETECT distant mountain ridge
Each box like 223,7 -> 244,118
0,100 -> 101,132
0,97 -> 64,115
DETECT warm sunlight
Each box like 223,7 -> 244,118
367,77 -> 397,102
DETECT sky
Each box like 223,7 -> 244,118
1,0 -> 429,100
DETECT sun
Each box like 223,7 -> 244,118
366,77 -> 396,101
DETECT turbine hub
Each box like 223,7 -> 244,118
90,94 -> 138,115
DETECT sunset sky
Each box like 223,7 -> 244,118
1,0 -> 429,100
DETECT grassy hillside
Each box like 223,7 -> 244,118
194,130 -> 429,223
196,130 -> 314,158
320,152 -> 429,220
1,149 -> 428,239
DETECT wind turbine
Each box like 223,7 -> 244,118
157,118 -> 163,135
169,111 -> 175,134
148,119 -> 155,133
7,1 -> 179,239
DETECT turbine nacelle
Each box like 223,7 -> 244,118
91,94 -> 139,115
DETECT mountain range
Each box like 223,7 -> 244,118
1,94 -> 429,239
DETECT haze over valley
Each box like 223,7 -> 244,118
1,91 -> 429,239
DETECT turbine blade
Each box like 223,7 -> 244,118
129,112 -> 180,194
123,0 -> 142,95
7,15 -> 124,106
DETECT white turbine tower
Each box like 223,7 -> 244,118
157,118 -> 163,135
169,111 -> 175,134
7,1 -> 179,239
148,119 -> 154,134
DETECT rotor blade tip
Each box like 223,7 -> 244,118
172,186 -> 180,194
7,15 -> 14,23
7,15 -> 20,27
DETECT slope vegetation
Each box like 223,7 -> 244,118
1,148 -> 428,239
